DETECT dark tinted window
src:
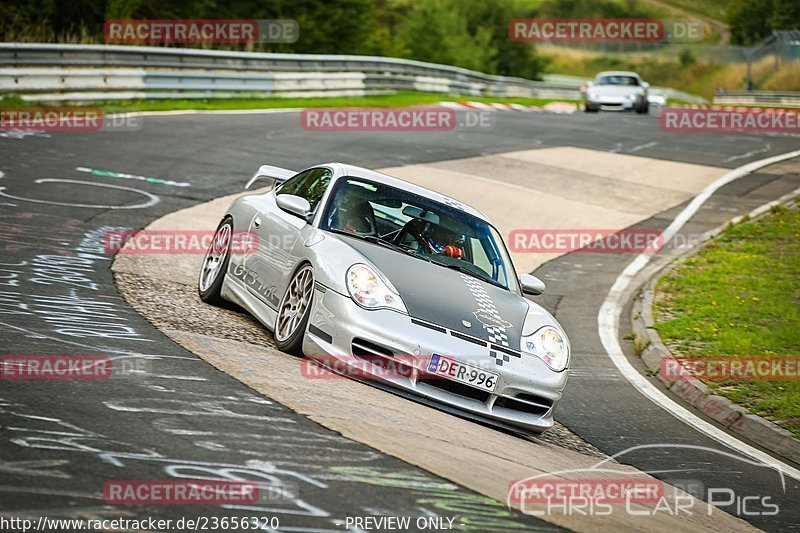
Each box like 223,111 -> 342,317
596,75 -> 639,86
321,177 -> 518,292
277,167 -> 332,211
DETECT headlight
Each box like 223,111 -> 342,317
522,326 -> 569,371
346,264 -> 407,313
627,94 -> 638,101
588,92 -> 598,100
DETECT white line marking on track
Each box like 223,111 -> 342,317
152,374 -> 208,381
598,148 -> 800,481
628,141 -> 658,153
723,144 -> 772,163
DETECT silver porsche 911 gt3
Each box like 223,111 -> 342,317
198,162 -> 570,434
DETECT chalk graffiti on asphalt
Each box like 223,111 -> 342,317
0,177 -> 160,210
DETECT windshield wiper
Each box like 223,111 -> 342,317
360,235 -> 417,255
438,263 -> 506,290
327,229 -> 427,260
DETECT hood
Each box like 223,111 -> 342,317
343,237 -> 528,349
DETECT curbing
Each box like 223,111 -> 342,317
630,191 -> 800,467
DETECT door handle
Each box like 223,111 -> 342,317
253,217 -> 262,229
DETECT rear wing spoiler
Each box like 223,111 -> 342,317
244,164 -> 297,190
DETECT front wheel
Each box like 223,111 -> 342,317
198,217 -> 233,306
274,264 -> 315,355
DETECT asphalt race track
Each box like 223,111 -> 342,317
1,108 -> 799,532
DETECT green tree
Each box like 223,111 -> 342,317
105,0 -> 143,19
729,0 -> 773,44
769,0 -> 800,32
729,0 -> 800,45
538,0 -> 651,18
458,0 -> 544,79
0,0 -> 546,79
397,0 -> 496,72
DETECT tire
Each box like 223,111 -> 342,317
274,264 -> 315,355
198,216 -> 233,306
584,105 -> 598,113
636,102 -> 650,114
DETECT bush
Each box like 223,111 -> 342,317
679,48 -> 696,67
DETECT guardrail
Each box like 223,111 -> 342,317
713,91 -> 800,108
0,43 -> 582,102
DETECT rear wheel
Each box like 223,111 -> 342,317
198,217 -> 233,306
274,264 -> 315,355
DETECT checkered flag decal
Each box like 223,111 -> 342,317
460,273 -> 511,353
490,350 -> 511,366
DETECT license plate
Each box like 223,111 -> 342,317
426,354 -> 498,393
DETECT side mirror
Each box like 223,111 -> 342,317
641,81 -> 650,89
276,194 -> 311,219
519,274 -> 546,296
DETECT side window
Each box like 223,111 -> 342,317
277,167 -> 332,211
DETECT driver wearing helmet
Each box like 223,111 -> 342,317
401,218 -> 465,259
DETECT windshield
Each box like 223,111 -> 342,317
596,75 -> 639,86
321,177 -> 518,292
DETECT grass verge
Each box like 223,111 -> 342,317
653,203 -> 800,438
0,92 -> 578,113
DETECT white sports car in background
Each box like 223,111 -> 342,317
198,162 -> 571,434
583,70 -> 650,114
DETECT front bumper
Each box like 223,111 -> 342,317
585,96 -> 644,111
303,285 -> 570,433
